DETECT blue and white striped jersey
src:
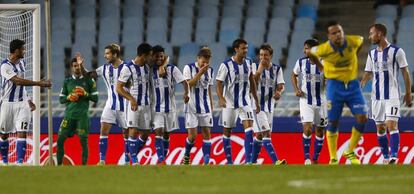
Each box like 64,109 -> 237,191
365,44 -> 408,100
118,60 -> 150,106
293,57 -> 325,106
96,61 -> 127,111
216,57 -> 253,109
251,62 -> 285,112
150,64 -> 185,113
0,58 -> 28,102
183,62 -> 214,114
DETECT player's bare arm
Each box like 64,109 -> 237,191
249,73 -> 260,113
116,80 -> 137,111
291,72 -> 303,97
216,80 -> 226,108
360,71 -> 373,89
9,76 -> 51,88
187,65 -> 209,87
273,83 -> 285,100
401,67 -> 412,107
182,80 -> 190,103
308,52 -> 324,72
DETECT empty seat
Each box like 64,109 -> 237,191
124,0 -> 145,6
122,18 -> 144,44
174,0 -> 196,7
244,30 -> 265,46
296,5 -> 317,21
198,0 -> 220,6
197,5 -> 219,18
147,18 -> 168,32
222,6 -> 243,19
245,18 -> 266,34
402,5 -> 414,18
173,5 -> 194,18
208,43 -> 228,71
148,0 -> 169,6
148,5 -> 169,18
146,31 -> 168,45
273,0 -> 295,8
123,3 -> 144,18
269,17 -> 291,32
170,18 -> 193,46
376,5 -> 398,20
99,0 -> 121,20
223,0 -> 245,7
399,18 -> 414,31
219,30 -> 240,46
75,1 -> 96,18
247,5 -> 268,19
294,17 -> 315,31
271,6 -> 293,21
195,18 -> 217,44
299,0 -> 319,7
247,0 -> 270,7
220,17 -> 241,33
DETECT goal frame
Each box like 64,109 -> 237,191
0,4 -> 41,165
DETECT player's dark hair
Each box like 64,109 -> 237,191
370,23 -> 387,36
105,44 -> 121,57
304,39 -> 319,47
152,45 -> 165,54
197,47 -> 212,59
137,43 -> 152,56
326,20 -> 340,32
9,39 -> 25,53
232,38 -> 247,50
259,44 -> 273,56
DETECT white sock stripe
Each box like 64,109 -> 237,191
163,138 -> 170,142
0,138 -> 8,142
17,138 -> 26,141
186,138 -> 194,144
302,133 -> 311,139
138,136 -> 145,142
315,136 -> 325,141
155,136 -> 163,139
222,135 -> 231,139
377,132 -> 387,137
262,137 -> 271,141
100,136 -> 108,139
390,130 -> 399,135
254,137 -> 263,142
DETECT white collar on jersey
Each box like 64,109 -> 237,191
72,75 -> 84,79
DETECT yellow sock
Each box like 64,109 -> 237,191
347,127 -> 362,152
326,131 -> 338,160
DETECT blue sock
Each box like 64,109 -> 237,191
184,138 -> 194,157
124,138 -> 130,163
136,137 -> 146,154
163,138 -> 170,158
251,138 -> 262,164
302,134 -> 311,160
128,137 -> 138,164
244,128 -> 254,164
99,136 -> 108,161
377,132 -> 389,159
155,136 -> 165,162
202,140 -> 211,165
0,138 -> 9,163
390,130 -> 400,158
263,137 -> 278,163
222,136 -> 233,164
16,138 -> 26,164
313,135 -> 324,161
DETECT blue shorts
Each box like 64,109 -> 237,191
326,79 -> 367,121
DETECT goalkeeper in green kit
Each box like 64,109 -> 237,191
57,57 -> 98,165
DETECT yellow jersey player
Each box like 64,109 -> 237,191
309,21 -> 367,165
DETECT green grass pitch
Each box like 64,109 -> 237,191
1,165 -> 413,194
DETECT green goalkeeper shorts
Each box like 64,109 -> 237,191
58,117 -> 89,138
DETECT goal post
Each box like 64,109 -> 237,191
0,4 -> 41,165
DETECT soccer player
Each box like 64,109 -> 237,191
116,43 -> 153,165
150,45 -> 189,164
181,47 -> 214,165
309,21 -> 367,165
0,39 -> 51,165
251,44 -> 287,165
57,57 -> 98,165
90,44 -> 129,165
216,38 -> 260,165
291,39 -> 327,165
361,23 -> 412,164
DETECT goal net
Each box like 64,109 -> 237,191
0,4 -> 41,165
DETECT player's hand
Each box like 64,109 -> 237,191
28,100 -> 36,111
273,91 -> 282,100
199,64 -> 209,74
74,86 -> 88,97
39,79 -> 52,88
404,93 -> 412,107
218,97 -> 226,108
255,104 -> 260,114
88,71 -> 98,79
295,89 -> 304,97
183,92 -> 190,103
75,52 -> 84,65
360,81 -> 366,89
67,93 -> 79,102
158,66 -> 167,77
130,99 -> 138,111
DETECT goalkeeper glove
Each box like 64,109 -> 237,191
67,93 -> 79,102
74,86 -> 88,97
